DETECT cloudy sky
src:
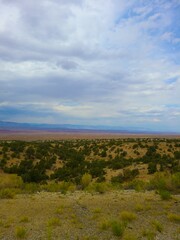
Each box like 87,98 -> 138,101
0,0 -> 180,132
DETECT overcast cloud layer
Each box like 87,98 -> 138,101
0,0 -> 180,132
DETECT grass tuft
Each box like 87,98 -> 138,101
135,203 -> 144,212
19,216 -> 29,223
46,226 -> 52,240
93,208 -> 101,214
99,219 -> 110,230
123,232 -> 138,240
47,217 -> 61,227
0,188 -> 16,199
142,229 -> 156,240
15,226 -> 27,239
167,213 -> 180,223
120,211 -> 137,222
151,220 -> 163,232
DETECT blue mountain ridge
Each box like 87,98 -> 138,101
0,121 -> 176,134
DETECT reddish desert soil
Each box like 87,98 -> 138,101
0,129 -> 180,141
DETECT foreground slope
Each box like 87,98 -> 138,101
0,190 -> 179,240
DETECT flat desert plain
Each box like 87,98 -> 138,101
0,129 -> 180,141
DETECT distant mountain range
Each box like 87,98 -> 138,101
0,121 -> 178,134
0,121 -> 135,132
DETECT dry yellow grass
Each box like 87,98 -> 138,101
1,190 -> 178,239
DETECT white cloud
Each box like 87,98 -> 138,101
0,0 -> 179,131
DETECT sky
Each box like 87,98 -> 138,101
0,0 -> 180,132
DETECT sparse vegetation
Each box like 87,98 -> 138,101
0,138 -> 179,239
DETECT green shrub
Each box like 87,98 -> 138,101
67,184 -> 76,192
158,190 -> 172,200
124,179 -> 147,192
59,181 -> 74,194
172,172 -> 180,189
111,169 -> 139,183
149,172 -> 167,190
22,183 -> 40,194
81,173 -> 92,189
87,182 -> 109,194
149,172 -> 179,193
110,220 -> 125,237
94,182 -> 108,193
149,172 -> 180,193
148,162 -> 157,174
42,182 -> 61,192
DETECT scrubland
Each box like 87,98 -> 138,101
0,138 -> 179,239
